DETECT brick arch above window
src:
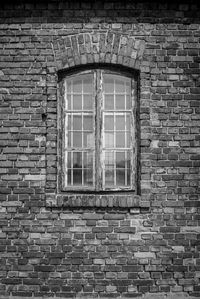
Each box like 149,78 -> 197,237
52,31 -> 146,71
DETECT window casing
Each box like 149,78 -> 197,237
60,69 -> 138,192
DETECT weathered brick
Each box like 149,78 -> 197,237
0,2 -> 199,299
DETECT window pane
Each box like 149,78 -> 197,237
83,152 -> 93,186
67,132 -> 71,147
104,95 -> 114,110
104,77 -> 114,93
116,115 -> 125,130
83,152 -> 93,167
83,115 -> 93,130
116,132 -> 125,148
73,169 -> 82,185
127,168 -> 130,186
73,132 -> 82,147
116,152 -> 125,168
105,167 -> 114,186
83,132 -> 94,147
67,94 -> 72,110
67,169 -> 72,186
116,95 -> 125,110
73,152 -> 82,168
104,115 -> 114,130
73,79 -> 82,93
67,81 -> 72,93
73,95 -> 82,110
83,95 -> 93,110
115,79 -> 125,93
116,169 -> 125,186
125,81 -> 131,94
126,132 -> 130,147
67,152 -> 72,169
67,115 -> 72,130
126,114 -> 131,131
84,169 -> 93,186
105,151 -> 114,166
83,76 -> 93,93
126,95 -> 131,109
73,115 -> 82,130
104,132 -> 114,148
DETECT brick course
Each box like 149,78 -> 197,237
0,0 -> 200,298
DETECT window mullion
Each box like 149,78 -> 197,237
95,70 -> 102,191
131,78 -> 136,190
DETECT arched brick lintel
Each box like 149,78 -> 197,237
52,31 -> 146,72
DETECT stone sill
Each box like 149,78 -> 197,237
46,193 -> 150,210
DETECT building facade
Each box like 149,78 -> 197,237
0,1 -> 200,298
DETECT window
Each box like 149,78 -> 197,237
60,69 -> 138,191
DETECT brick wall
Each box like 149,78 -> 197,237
0,1 -> 200,298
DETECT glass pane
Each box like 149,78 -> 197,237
104,132 -> 114,148
116,169 -> 125,186
116,132 -> 125,148
116,115 -> 125,130
73,115 -> 82,130
126,95 -> 131,109
73,152 -> 82,169
83,152 -> 93,186
83,76 -> 93,93
67,115 -> 72,130
67,81 -> 72,93
73,95 -> 82,110
105,152 -> 114,166
115,79 -> 125,93
127,151 -> 131,168
126,114 -> 131,131
67,169 -> 72,186
116,152 -> 125,168
84,169 -> 93,186
127,168 -> 130,185
116,95 -> 125,110
104,115 -> 114,130
83,132 -> 94,147
67,132 -> 71,147
67,94 -> 72,110
83,95 -> 93,110
104,77 -> 114,93
73,169 -> 82,185
67,152 -> 72,169
73,132 -> 82,147
105,167 -> 114,186
125,81 -> 131,94
84,152 -> 93,167
126,132 -> 130,147
104,95 -> 114,110
73,79 -> 82,93
83,115 -> 93,130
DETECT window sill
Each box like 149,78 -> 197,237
46,193 -> 150,209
